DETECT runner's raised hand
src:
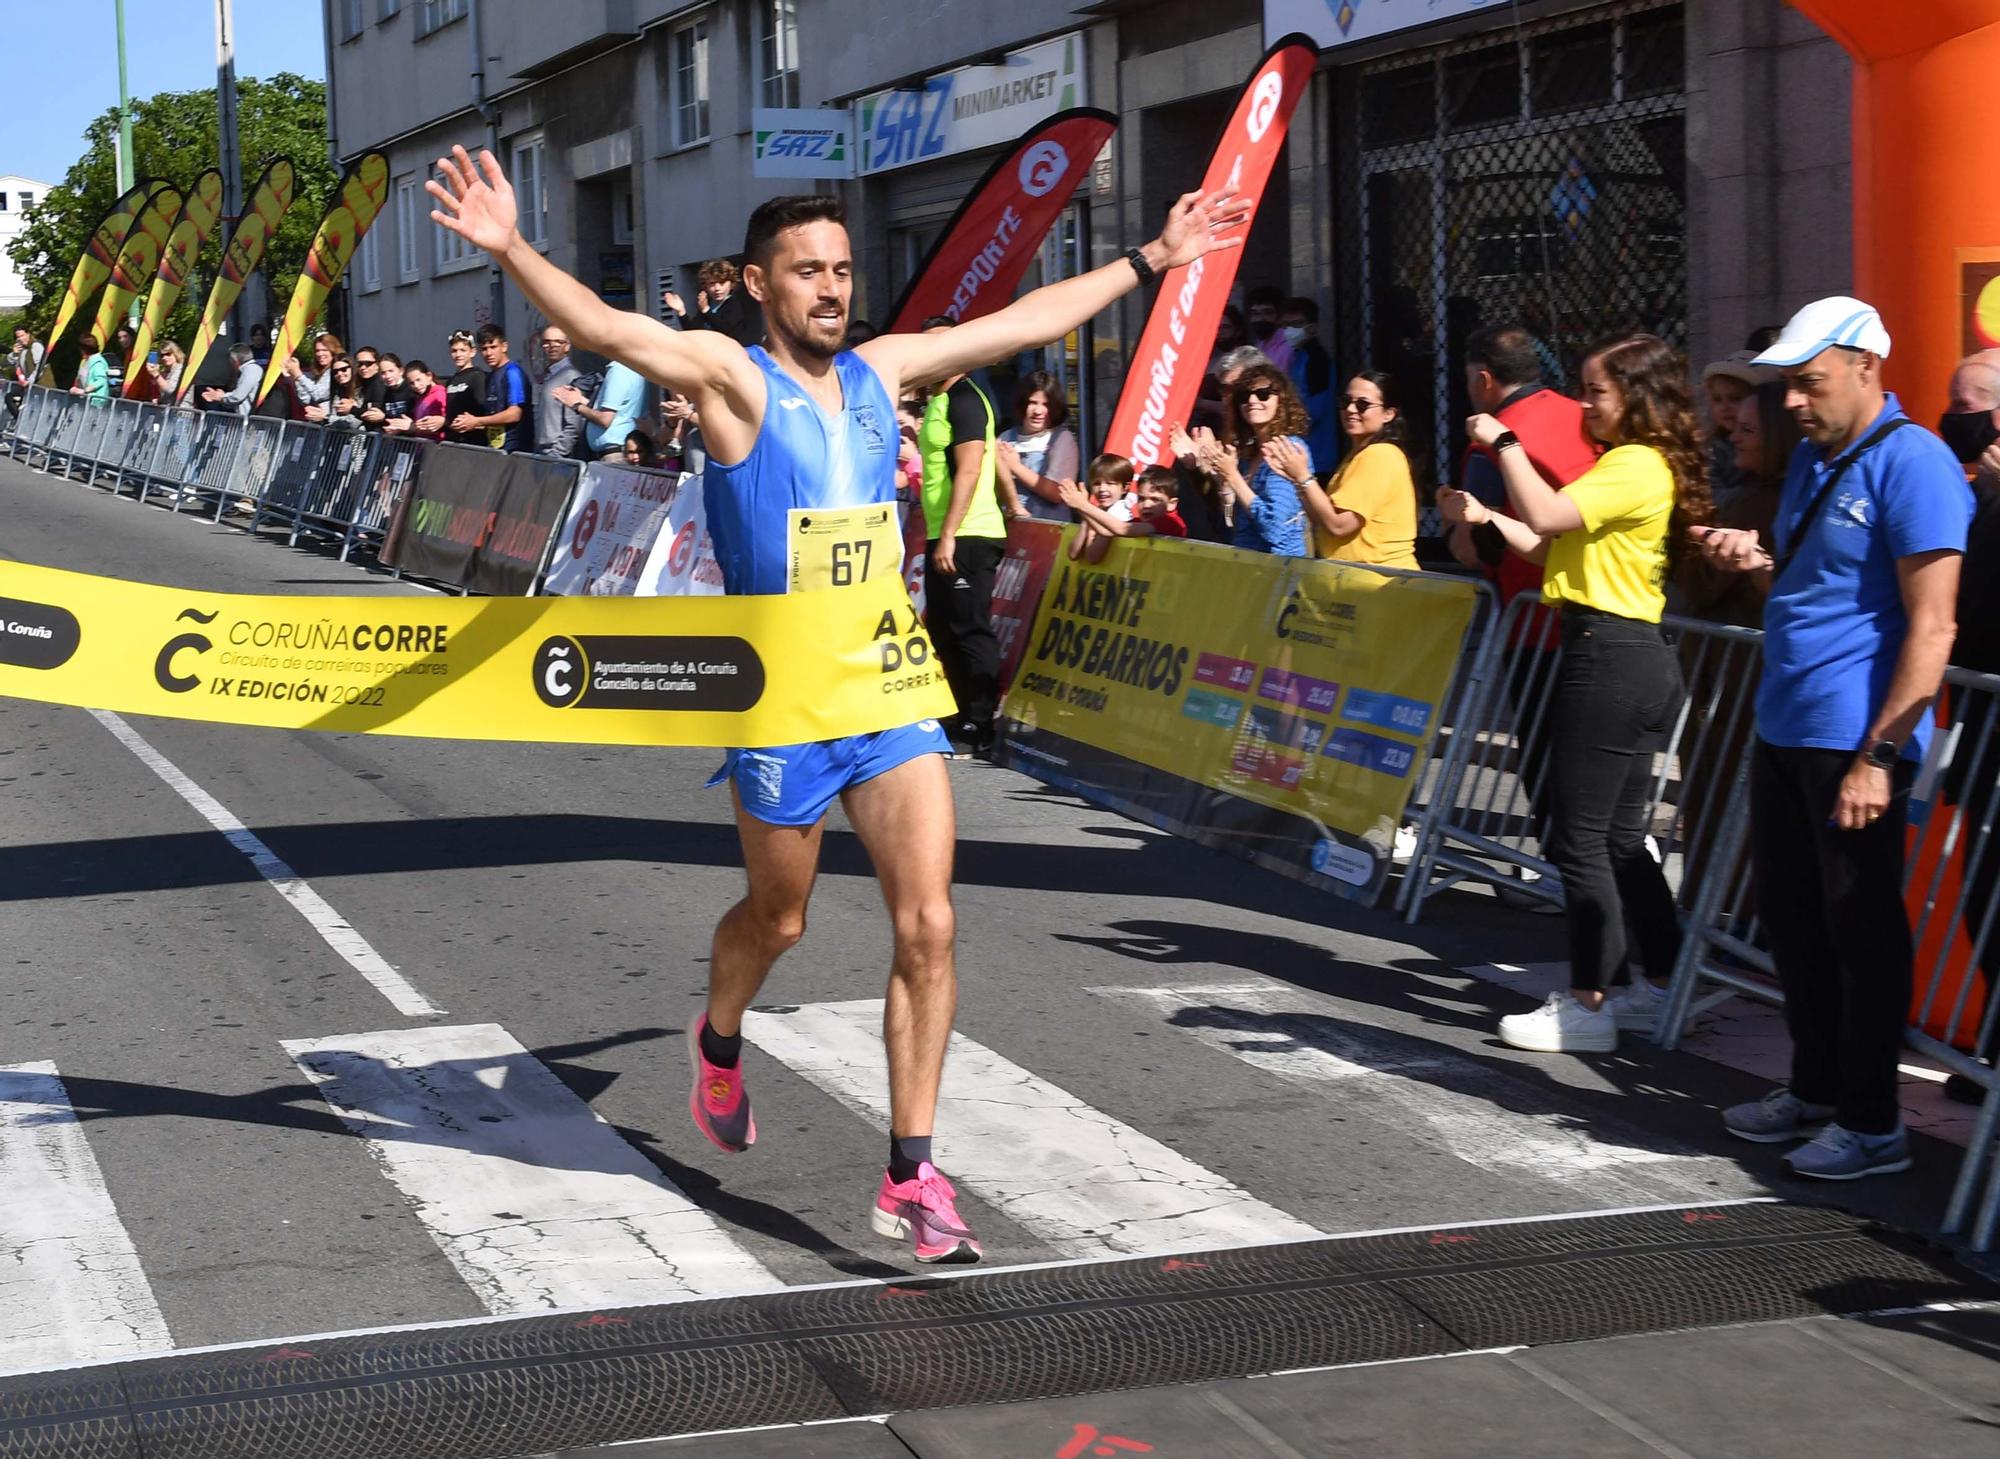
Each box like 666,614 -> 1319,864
427,146 -> 518,256
1154,187 -> 1252,270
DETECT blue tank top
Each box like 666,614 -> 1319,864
703,346 -> 900,595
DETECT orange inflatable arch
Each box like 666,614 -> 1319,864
1794,1 -> 2000,1048
1790,0 -> 2000,425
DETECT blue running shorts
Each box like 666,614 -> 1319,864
709,719 -> 952,827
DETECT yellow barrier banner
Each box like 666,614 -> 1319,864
1002,535 -> 1480,903
0,562 -> 955,749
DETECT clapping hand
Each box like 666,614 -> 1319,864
1262,435 -> 1311,485
1692,524 -> 1773,573
661,290 -> 687,318
1465,413 -> 1506,449
1169,420 -> 1198,461
550,384 -> 586,410
1056,479 -> 1089,511
1436,487 -> 1490,526
1189,425 -> 1227,475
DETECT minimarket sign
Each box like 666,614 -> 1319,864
857,33 -> 1086,177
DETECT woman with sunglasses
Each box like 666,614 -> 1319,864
1199,364 -> 1313,556
324,356 -> 365,432
1280,369 -> 1418,569
1441,334 -> 1713,1054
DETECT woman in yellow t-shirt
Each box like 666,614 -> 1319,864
1285,369 -> 1419,569
1439,334 -> 1714,1056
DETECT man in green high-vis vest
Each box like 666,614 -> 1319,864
917,317 -> 1009,757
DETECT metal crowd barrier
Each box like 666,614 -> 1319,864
6,385 -> 55,460
3,387 -> 432,570
1398,592 -> 1765,925
86,397 -> 148,490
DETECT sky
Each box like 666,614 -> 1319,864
6,1 -> 327,188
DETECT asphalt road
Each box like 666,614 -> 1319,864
0,452 -> 1965,1375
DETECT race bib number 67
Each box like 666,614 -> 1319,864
787,503 -> 903,594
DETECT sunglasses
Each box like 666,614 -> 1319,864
333,365 -> 353,374
356,359 -> 378,368
1341,396 -> 1383,413
1240,386 -> 1278,404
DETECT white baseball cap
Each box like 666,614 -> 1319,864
1751,296 -> 1892,367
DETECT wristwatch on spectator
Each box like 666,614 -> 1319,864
1861,739 -> 1901,770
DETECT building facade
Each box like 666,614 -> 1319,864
0,175 -> 52,311
324,0 -> 1851,476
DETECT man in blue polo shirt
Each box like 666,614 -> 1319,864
1697,296 -> 1971,1180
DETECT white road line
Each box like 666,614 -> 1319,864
0,1062 -> 173,1374
743,1000 -> 1318,1256
284,1024 -> 775,1312
90,708 -> 440,1018
1093,982 -> 1762,1205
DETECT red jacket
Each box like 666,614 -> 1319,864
1460,387 -> 1600,637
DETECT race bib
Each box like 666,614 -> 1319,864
788,502 -> 902,594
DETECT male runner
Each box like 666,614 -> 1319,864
428,146 -> 1243,1263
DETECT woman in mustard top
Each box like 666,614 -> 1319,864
1291,369 -> 1419,568
1440,334 -> 1714,1055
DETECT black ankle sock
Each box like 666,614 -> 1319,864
698,1020 -> 742,1069
888,1135 -> 932,1182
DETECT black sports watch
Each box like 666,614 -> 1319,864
1492,430 -> 1522,453
1861,739 -> 1901,770
1125,247 -> 1157,286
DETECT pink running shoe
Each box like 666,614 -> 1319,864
872,1161 -> 983,1264
686,1015 -> 755,1153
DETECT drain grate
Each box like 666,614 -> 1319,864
3,1204 -> 1991,1459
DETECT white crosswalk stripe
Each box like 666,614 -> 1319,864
743,999 -> 1319,1255
1092,982 -> 1763,1205
0,1062 -> 172,1374
282,1024 -> 777,1313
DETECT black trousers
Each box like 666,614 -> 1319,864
924,536 -> 1005,738
1544,609 -> 1685,992
1750,739 -> 1916,1134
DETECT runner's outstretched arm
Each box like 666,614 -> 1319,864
427,146 -> 748,405
861,186 -> 1250,392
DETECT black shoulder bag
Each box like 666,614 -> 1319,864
1770,418 -> 1911,586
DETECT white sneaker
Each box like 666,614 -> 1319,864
1499,992 -> 1618,1053
1393,825 -> 1419,864
1603,980 -> 1668,1032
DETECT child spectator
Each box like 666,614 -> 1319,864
404,361 -> 448,442
1060,465 -> 1187,539
1068,452 -> 1134,563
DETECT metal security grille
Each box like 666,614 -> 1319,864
1335,1 -> 1686,500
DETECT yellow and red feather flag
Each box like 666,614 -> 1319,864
87,184 -> 183,351
38,179 -> 162,379
255,152 -> 389,406
124,170 -> 226,399
178,157 -> 298,403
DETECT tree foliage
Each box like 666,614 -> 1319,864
6,73 -> 337,360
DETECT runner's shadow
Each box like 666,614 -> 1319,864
609,1126 -> 905,1282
